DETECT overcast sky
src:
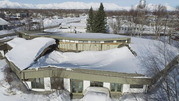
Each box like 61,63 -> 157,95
2,0 -> 179,8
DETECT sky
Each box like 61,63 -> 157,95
1,0 -> 179,8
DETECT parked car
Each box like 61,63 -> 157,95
82,87 -> 111,101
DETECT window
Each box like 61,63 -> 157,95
110,83 -> 115,91
51,77 -> 63,89
117,40 -> 126,42
90,81 -> 103,87
31,78 -> 44,89
71,79 -> 83,93
130,85 -> 143,88
110,83 -> 122,92
104,40 -> 113,43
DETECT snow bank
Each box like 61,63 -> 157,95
83,91 -> 111,101
5,37 -> 56,70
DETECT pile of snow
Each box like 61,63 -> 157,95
30,36 -> 179,75
5,37 -> 56,70
83,91 -> 111,101
31,46 -> 143,74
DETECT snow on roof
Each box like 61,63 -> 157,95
0,30 -> 14,35
30,36 -> 179,75
31,46 -> 144,74
0,18 -> 9,25
58,33 -> 127,39
5,37 -> 56,70
34,33 -> 127,40
7,37 -> 26,48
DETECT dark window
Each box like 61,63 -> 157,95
110,83 -> 122,92
0,26 -> 3,30
31,78 -> 44,89
71,79 -> 83,93
117,40 -> 126,42
90,81 -> 103,87
104,40 -> 113,43
51,77 -> 64,89
110,83 -> 115,91
130,85 -> 143,88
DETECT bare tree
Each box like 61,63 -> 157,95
139,40 -> 179,101
153,5 -> 167,40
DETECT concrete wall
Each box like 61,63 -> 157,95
44,77 -> 51,91
122,84 -> 147,93
64,78 -> 71,92
59,42 -> 122,52
103,82 -> 110,89
83,80 -> 90,92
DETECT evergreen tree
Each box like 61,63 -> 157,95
93,3 -> 107,33
86,7 -> 94,32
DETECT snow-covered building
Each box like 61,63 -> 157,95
0,18 -> 9,31
4,31 -> 179,98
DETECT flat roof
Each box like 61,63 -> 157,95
29,32 -> 130,41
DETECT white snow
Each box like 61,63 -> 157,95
83,91 -> 110,101
43,16 -> 85,28
0,0 -> 130,10
130,37 -> 179,70
0,30 -> 15,36
0,0 -> 175,11
5,37 -> 56,70
28,36 -> 179,75
31,46 -> 143,74
4,34 -> 179,75
7,37 -> 26,48
40,33 -> 127,39
0,59 -> 71,101
0,18 -> 9,25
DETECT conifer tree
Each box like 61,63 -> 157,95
86,7 -> 94,32
93,3 -> 107,33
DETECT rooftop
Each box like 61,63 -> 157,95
5,33 -> 179,77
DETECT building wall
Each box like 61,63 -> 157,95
83,80 -> 90,92
24,77 -> 147,95
122,84 -> 147,93
64,78 -> 71,92
58,41 -> 123,52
